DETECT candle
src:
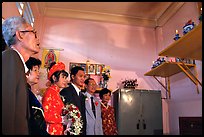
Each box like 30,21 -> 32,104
199,8 -> 202,22
174,29 -> 180,41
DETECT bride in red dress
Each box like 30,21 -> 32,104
42,62 -> 68,135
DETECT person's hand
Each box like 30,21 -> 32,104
64,118 -> 73,135
61,116 -> 69,125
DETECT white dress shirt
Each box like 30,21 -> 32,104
11,47 -> 29,73
71,83 -> 81,96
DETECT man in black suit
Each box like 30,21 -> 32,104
60,66 -> 86,135
2,16 -> 40,134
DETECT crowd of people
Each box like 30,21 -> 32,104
2,16 -> 118,135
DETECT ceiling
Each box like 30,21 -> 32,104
36,2 -> 185,28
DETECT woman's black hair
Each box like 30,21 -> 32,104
25,57 -> 42,71
99,88 -> 111,99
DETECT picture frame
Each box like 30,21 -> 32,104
70,62 -> 78,71
69,62 -> 86,74
96,64 -> 105,75
69,62 -> 105,75
87,64 -> 96,74
80,63 -> 87,74
41,49 -> 60,68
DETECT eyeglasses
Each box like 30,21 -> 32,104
13,30 -> 37,38
88,83 -> 97,87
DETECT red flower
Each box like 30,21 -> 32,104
95,101 -> 98,106
72,118 -> 75,122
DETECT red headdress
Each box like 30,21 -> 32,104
48,62 -> 65,80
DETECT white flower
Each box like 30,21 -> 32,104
63,103 -> 83,135
60,95 -> 65,102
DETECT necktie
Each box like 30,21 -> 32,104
91,97 -> 96,117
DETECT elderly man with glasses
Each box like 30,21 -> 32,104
2,16 -> 40,135
83,78 -> 103,135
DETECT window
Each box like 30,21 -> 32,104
16,2 -> 34,27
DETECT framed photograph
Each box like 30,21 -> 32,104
42,49 -> 60,68
87,64 -> 96,74
69,62 -> 80,72
80,63 -> 87,74
69,62 -> 86,74
96,64 -> 105,75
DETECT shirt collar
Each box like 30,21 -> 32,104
71,83 -> 81,96
86,92 -> 93,98
12,48 -> 29,73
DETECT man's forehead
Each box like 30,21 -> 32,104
25,24 -> 33,29
89,79 -> 96,83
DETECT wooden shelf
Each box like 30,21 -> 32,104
145,23 -> 202,99
144,62 -> 195,77
159,22 -> 202,60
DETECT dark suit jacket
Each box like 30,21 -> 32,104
27,84 -> 49,135
2,49 -> 30,135
60,83 -> 86,135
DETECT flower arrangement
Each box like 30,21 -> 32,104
99,65 -> 111,88
102,66 -> 111,81
122,79 -> 138,89
63,103 -> 83,135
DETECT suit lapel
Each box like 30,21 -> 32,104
85,93 -> 95,119
93,96 -> 100,118
69,84 -> 81,106
86,101 -> 96,119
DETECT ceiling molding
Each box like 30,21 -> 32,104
44,7 -> 157,27
36,2 -> 185,28
36,2 -> 45,15
156,2 -> 185,27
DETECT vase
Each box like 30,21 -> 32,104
103,80 -> 108,88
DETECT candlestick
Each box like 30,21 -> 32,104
199,8 -> 202,22
174,30 -> 180,41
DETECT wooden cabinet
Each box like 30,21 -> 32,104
179,117 -> 202,135
144,22 -> 202,99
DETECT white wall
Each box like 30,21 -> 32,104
38,17 -> 159,92
156,2 -> 202,135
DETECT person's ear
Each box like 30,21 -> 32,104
84,84 -> 88,89
52,75 -> 56,82
26,74 -> 29,79
15,31 -> 24,41
25,72 -> 30,79
71,75 -> 75,81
